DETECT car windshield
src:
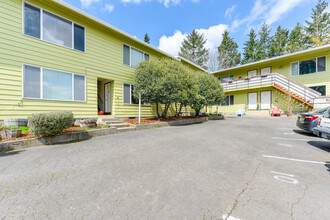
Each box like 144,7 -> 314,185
312,107 -> 329,114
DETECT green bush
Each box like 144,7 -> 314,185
28,111 -> 74,137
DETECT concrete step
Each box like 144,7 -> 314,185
117,127 -> 137,133
109,123 -> 131,128
105,121 -> 123,125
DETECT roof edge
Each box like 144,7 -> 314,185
211,44 -> 330,74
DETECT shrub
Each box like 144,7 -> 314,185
28,111 -> 74,137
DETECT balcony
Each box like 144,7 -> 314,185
220,73 -> 321,105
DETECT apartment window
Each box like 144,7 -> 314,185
291,56 -> 326,76
310,85 -> 326,96
23,2 -> 85,52
23,65 -> 86,102
219,75 -> 234,82
221,95 -> 234,106
123,83 -> 139,104
123,44 -> 150,67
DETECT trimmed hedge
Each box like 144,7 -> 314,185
28,111 -> 74,137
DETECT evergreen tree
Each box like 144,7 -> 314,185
287,22 -> 309,53
258,22 -> 271,60
268,26 -> 289,57
306,0 -> 330,47
217,30 -> 241,69
144,33 -> 150,44
179,30 -> 209,69
242,28 -> 259,64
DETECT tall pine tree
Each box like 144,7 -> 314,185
144,33 -> 150,44
242,28 -> 259,64
305,0 -> 330,47
269,26 -> 289,57
217,30 -> 241,69
287,23 -> 309,53
179,30 -> 209,69
258,23 -> 271,60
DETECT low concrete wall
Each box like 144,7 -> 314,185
136,122 -> 168,130
167,117 -> 208,126
0,128 -> 117,152
207,115 -> 225,120
0,117 -> 222,152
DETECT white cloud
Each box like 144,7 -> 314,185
265,0 -> 305,25
225,5 -> 237,18
158,24 -> 228,56
121,0 -> 198,8
159,30 -> 187,56
80,0 -> 101,8
104,4 -> 115,13
231,0 -> 308,31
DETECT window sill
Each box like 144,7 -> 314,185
23,97 -> 86,103
123,103 -> 151,106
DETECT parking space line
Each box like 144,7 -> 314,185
263,155 -> 329,165
272,137 -> 311,141
278,143 -> 292,147
270,171 -> 294,177
284,132 -> 294,135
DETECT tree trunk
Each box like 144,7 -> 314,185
179,103 -> 183,116
195,108 -> 200,116
175,103 -> 178,116
161,104 -> 170,118
156,102 -> 160,118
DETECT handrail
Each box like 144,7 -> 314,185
220,73 -> 321,102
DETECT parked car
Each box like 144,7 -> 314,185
296,107 -> 329,132
313,108 -> 330,140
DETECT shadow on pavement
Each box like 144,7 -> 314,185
0,150 -> 24,157
325,163 -> 330,172
307,141 -> 330,153
293,129 -> 315,137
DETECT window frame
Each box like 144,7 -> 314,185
291,56 -> 327,76
220,75 -> 234,82
122,83 -> 150,106
122,44 -> 150,68
260,66 -> 272,75
221,95 -> 235,106
22,1 -> 86,53
22,64 -> 86,102
309,85 -> 326,96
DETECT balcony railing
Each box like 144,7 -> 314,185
221,73 -> 321,102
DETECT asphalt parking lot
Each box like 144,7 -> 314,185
0,117 -> 329,219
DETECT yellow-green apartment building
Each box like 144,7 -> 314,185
1,0 -> 330,120
212,45 -> 330,115
0,0 -> 206,120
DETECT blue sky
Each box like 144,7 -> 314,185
63,0 -> 320,55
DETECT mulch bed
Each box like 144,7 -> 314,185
124,115 -> 207,125
0,132 -> 35,143
0,126 -> 103,143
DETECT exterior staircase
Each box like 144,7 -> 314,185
97,115 -> 136,132
221,73 -> 322,108
273,83 -> 314,107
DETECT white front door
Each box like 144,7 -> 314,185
248,92 -> 258,110
261,67 -> 271,75
104,83 -> 111,113
247,70 -> 257,77
260,91 -> 271,109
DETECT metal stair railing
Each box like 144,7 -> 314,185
220,73 -> 321,103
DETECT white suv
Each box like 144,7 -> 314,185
313,107 -> 330,140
